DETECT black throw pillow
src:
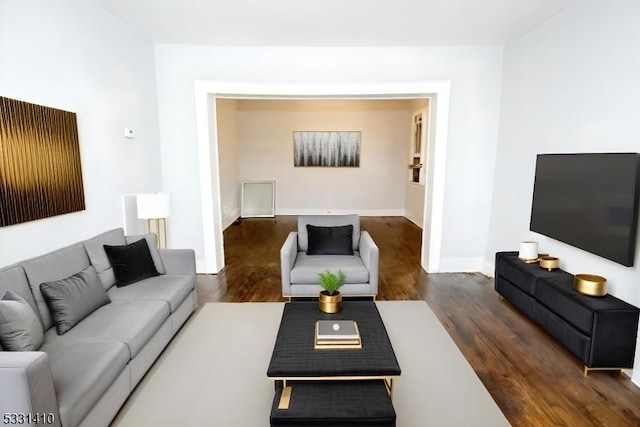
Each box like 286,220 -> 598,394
306,224 -> 354,255
103,239 -> 159,287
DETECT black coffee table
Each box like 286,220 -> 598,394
268,300 -> 401,380
267,301 -> 401,426
267,300 -> 401,427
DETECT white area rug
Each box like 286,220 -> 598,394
112,302 -> 510,426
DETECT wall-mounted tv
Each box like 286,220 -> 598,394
530,153 -> 640,267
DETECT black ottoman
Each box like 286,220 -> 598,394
270,380 -> 396,427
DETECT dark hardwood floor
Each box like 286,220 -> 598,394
197,216 -> 640,427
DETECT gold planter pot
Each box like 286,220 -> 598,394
573,274 -> 607,297
319,291 -> 342,314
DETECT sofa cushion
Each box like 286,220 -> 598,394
104,239 -> 159,287
40,266 -> 111,335
108,274 -> 193,313
44,300 -> 169,359
0,265 -> 40,322
125,234 -> 166,274
21,243 -> 91,331
298,215 -> 361,252
306,224 -> 354,256
40,339 -> 129,427
290,252 -> 369,284
0,290 -> 44,351
83,228 -> 126,289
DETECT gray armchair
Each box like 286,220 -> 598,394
280,215 -> 379,297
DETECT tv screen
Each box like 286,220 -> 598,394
530,153 -> 640,267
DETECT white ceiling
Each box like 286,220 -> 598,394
91,0 -> 574,46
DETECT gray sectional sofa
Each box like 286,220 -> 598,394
0,228 -> 197,427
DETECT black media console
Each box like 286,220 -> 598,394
495,252 -> 640,375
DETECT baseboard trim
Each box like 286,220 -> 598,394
275,209 -> 405,216
403,211 -> 424,229
222,209 -> 240,230
196,259 -> 219,274
482,259 -> 495,277
438,257 -> 483,273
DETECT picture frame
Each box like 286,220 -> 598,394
293,131 -> 360,167
0,96 -> 85,227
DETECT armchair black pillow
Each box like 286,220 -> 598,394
306,224 -> 354,255
104,238 -> 159,287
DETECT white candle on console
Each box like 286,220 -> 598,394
519,241 -> 539,260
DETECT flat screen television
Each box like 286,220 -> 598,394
530,153 -> 640,267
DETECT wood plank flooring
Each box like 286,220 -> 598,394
196,216 -> 640,427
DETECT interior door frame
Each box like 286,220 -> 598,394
193,81 -> 451,274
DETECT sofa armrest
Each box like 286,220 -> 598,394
280,232 -> 298,296
359,231 -> 379,295
159,249 -> 196,278
159,249 -> 197,308
0,352 -> 61,427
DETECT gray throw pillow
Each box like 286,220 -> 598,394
40,266 -> 111,335
0,290 -> 44,351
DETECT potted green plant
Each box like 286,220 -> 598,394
318,269 -> 346,313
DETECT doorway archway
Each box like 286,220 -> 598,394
193,81 -> 451,274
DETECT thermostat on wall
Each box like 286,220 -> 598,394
124,128 -> 135,138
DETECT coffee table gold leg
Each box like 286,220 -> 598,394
384,378 -> 393,399
278,386 -> 292,410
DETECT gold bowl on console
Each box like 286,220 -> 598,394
539,256 -> 560,271
573,274 -> 607,297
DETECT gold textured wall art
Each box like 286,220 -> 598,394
0,96 -> 85,227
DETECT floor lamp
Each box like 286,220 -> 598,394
136,193 -> 171,249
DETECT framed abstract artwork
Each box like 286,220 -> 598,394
0,96 -> 85,227
293,131 -> 360,167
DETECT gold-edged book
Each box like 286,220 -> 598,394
314,321 -> 362,349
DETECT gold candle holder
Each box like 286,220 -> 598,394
539,256 -> 559,271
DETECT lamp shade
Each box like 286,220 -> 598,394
137,193 -> 171,219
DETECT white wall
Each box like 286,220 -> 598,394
154,46 -> 503,270
235,99 -> 410,215
215,99 -> 240,228
486,0 -> 640,383
0,0 -> 162,266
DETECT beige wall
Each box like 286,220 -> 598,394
215,99 -> 240,228
234,99 -> 412,215
404,99 -> 429,227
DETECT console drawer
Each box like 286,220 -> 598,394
534,303 -> 591,365
535,274 -> 594,335
497,257 -> 538,295
495,276 -> 537,319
